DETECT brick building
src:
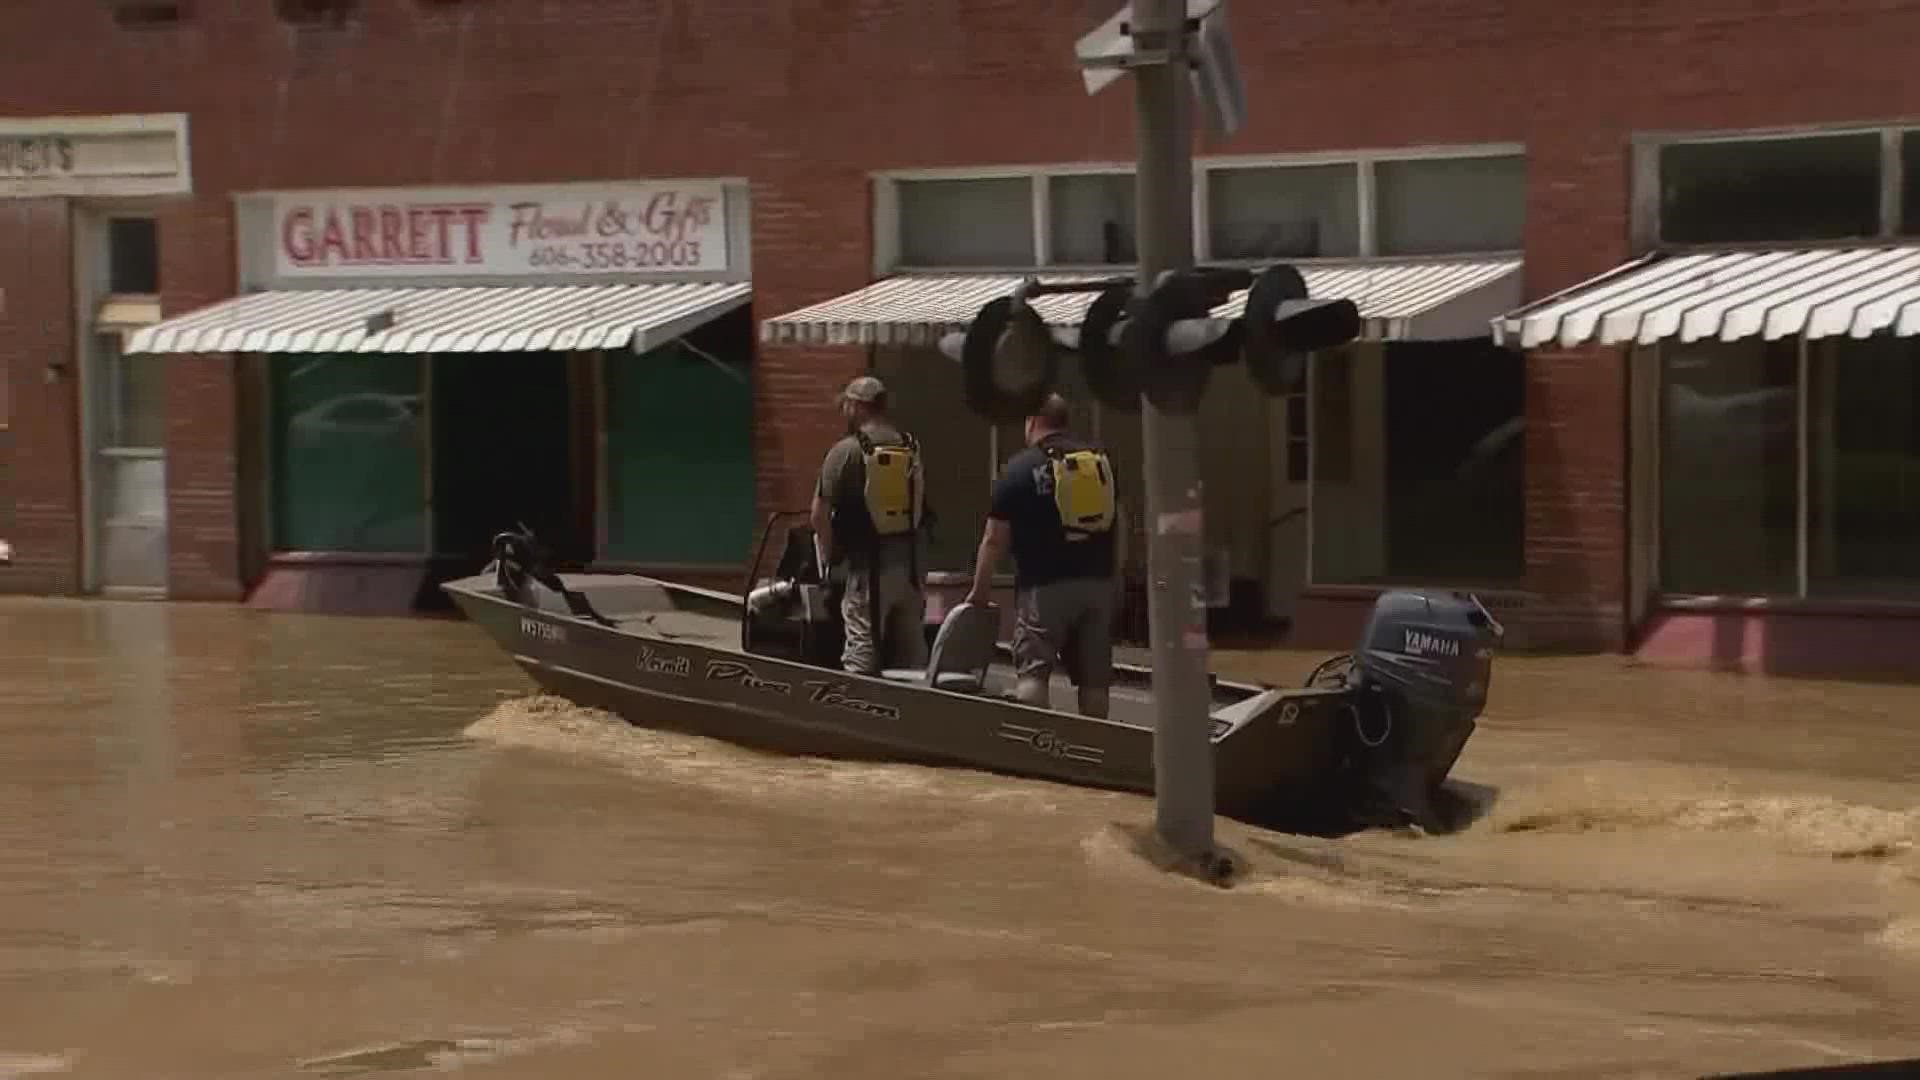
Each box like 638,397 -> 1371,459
3,0 -> 1919,673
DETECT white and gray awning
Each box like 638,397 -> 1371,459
125,281 -> 751,355
1493,245 -> 1920,350
760,256 -> 1523,348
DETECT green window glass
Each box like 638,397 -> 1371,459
604,342 -> 754,565
269,354 -> 426,553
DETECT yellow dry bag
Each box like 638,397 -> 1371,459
1047,444 -> 1115,540
858,431 -> 923,539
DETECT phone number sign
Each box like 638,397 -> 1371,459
272,181 -> 729,279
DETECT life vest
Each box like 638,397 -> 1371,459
1044,440 -> 1116,541
855,429 -> 923,540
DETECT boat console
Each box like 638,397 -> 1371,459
739,517 -> 999,691
741,520 -> 845,668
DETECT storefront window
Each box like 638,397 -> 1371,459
1095,369 -> 1145,578
107,218 -> 159,295
1311,342 -> 1523,586
269,354 -> 426,553
1048,174 -> 1136,265
1808,337 -> 1920,600
1658,340 -> 1798,595
1659,133 -> 1882,245
604,341 -> 754,566
1902,131 -> 1920,237
1206,163 -> 1361,260
1374,155 -> 1526,256
896,177 -> 1036,268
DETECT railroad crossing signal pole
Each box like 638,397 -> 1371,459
1127,0 -> 1216,870
944,2 -> 1345,877
1075,0 -> 1245,873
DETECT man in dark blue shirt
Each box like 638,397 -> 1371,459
964,392 -> 1119,718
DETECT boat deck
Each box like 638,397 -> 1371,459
611,608 -> 1173,730
618,609 -> 739,647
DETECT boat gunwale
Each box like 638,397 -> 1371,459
440,572 -> 1312,735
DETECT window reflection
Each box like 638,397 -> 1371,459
1808,336 -> 1920,599
270,355 -> 427,553
1658,340 -> 1799,595
1311,342 -> 1524,586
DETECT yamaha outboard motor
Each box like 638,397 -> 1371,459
1343,590 -> 1501,832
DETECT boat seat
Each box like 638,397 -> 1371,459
879,601 -> 999,695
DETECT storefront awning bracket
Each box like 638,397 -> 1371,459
673,335 -> 748,386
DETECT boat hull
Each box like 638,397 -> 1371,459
445,573 -> 1374,825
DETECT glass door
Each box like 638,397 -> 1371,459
91,329 -> 169,591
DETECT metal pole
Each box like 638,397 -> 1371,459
1130,0 -> 1217,866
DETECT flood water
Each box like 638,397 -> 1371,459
3,597 -> 1920,1079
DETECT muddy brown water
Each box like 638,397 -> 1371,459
2,596 -> 1919,1079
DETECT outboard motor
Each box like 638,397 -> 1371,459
1343,590 -> 1502,832
488,525 -> 615,626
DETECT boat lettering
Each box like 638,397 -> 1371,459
637,646 -> 690,678
519,616 -> 566,644
995,722 -> 1104,765
1402,630 -> 1460,658
1278,702 -> 1299,726
704,659 -> 792,695
803,681 -> 900,722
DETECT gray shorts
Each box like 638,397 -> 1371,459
1013,577 -> 1115,690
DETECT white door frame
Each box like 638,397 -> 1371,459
72,203 -> 169,595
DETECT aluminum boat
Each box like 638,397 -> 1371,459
442,517 -> 1500,832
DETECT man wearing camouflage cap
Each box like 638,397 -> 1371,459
809,375 -> 929,677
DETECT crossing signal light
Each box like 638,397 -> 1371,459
940,292 -> 1059,422
940,263 -> 1359,419
1237,264 -> 1362,395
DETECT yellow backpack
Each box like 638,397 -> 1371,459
1046,443 -> 1116,540
857,430 -> 923,539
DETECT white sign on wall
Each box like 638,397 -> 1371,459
0,114 -> 191,198
271,181 -> 729,279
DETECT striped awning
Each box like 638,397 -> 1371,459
1494,246 -> 1920,350
125,281 -> 751,355
760,256 -> 1523,347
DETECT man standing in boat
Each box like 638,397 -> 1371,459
811,375 -> 930,677
964,392 -> 1119,719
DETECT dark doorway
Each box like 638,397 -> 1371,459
1381,339 -> 1525,585
426,352 -> 581,596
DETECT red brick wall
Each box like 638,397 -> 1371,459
0,426 -> 12,541
5,0 -> 1920,632
0,199 -> 80,595
158,198 -> 244,600
1519,347 -> 1629,650
748,170 -> 873,518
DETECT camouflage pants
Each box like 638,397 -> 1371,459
841,559 -> 928,676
